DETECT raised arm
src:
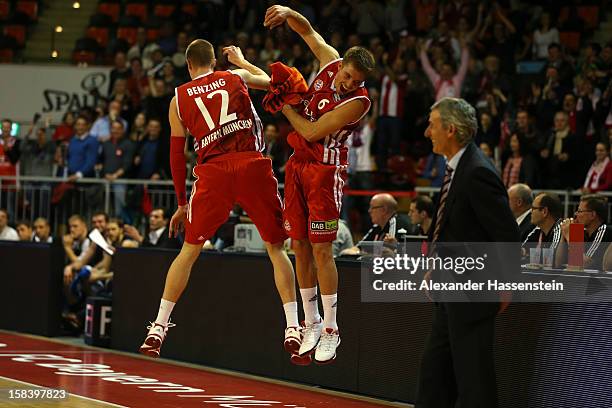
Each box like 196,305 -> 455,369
281,99 -> 367,142
223,45 -> 270,90
264,5 -> 339,66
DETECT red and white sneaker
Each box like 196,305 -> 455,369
298,319 -> 323,356
314,328 -> 340,364
139,321 -> 175,358
290,352 -> 313,366
284,326 -> 302,354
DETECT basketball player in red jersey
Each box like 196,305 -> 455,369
264,6 -> 375,364
139,40 -> 302,361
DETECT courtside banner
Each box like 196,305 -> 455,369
360,242 -> 612,303
0,64 -> 111,123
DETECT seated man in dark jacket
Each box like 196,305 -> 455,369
340,193 -> 413,255
123,207 -> 181,249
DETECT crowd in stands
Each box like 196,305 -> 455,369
1,1 -> 612,298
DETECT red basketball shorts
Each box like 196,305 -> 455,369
283,156 -> 347,243
184,152 -> 286,245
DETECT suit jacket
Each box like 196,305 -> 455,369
431,142 -> 519,243
142,227 -> 182,250
518,212 -> 536,243
430,142 -> 520,315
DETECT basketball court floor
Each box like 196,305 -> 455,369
0,330 -> 408,407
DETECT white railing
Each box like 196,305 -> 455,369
0,176 -> 610,231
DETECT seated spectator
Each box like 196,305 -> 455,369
507,183 -> 536,242
408,195 -> 433,236
15,220 -> 33,241
340,193 -> 412,255
522,193 -> 562,258
33,217 -> 54,243
333,219 -> 354,257
85,218 -> 132,294
502,134 -> 539,188
0,208 -> 18,241
557,195 -> 612,270
583,142 -> 612,193
123,208 -> 181,249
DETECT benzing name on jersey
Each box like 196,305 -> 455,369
193,118 -> 253,151
186,78 -> 227,96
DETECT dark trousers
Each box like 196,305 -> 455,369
416,302 -> 498,408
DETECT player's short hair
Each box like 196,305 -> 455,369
185,39 -> 215,68
16,220 -> 31,228
343,46 -> 376,75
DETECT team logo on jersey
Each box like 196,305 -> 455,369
310,219 -> 338,232
314,79 -> 324,91
284,220 -> 291,232
328,71 -> 333,77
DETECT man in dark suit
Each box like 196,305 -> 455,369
508,183 -> 536,242
416,97 -> 519,408
123,207 -> 181,249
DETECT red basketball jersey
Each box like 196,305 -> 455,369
175,70 -> 264,163
288,59 -> 371,166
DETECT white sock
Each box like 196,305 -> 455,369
283,302 -> 299,328
321,293 -> 338,331
300,287 -> 321,324
155,299 -> 175,326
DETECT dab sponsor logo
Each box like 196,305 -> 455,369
310,219 -> 338,232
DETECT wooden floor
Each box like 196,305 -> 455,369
0,377 -> 124,407
0,331 -> 409,408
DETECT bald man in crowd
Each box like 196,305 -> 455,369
507,183 -> 536,242
340,193 -> 412,255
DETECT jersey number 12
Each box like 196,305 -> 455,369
194,90 -> 237,131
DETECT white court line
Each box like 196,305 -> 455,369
0,375 -> 129,408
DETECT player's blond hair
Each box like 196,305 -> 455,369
343,46 -> 375,75
185,39 -> 215,68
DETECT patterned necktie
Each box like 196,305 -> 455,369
431,164 -> 454,244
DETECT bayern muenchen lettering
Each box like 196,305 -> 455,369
194,118 -> 253,151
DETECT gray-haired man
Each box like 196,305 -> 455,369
417,97 -> 519,408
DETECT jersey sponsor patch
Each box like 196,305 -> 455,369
310,219 -> 338,232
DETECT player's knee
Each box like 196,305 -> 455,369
312,242 -> 333,263
292,239 -> 311,257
